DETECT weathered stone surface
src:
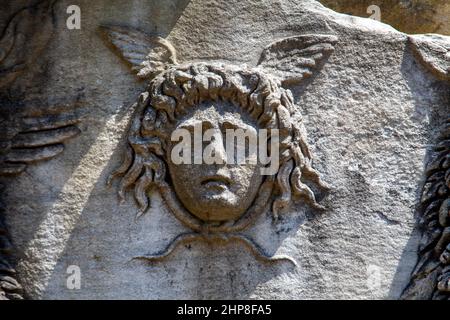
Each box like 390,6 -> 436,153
400,41 -> 449,299
0,216 -> 23,300
0,0 -> 449,300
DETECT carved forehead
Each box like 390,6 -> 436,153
174,100 -> 258,129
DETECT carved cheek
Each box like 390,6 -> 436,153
227,163 -> 261,191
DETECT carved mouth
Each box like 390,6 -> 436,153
200,175 -> 231,190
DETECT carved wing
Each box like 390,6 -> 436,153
257,35 -> 338,84
0,0 -> 81,300
100,25 -> 178,79
0,0 -> 83,176
0,104 -> 82,175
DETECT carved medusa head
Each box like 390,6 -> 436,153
102,26 -> 337,261
110,63 -> 328,224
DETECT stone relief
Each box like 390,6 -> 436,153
102,26 -> 337,264
0,0 -> 57,89
0,0 -> 82,300
1,0 -> 448,300
401,35 -> 450,300
0,0 -> 78,176
0,216 -> 22,300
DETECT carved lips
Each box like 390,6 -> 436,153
200,174 -> 232,192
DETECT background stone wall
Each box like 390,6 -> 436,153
319,0 -> 450,35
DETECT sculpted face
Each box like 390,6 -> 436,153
105,32 -> 335,261
166,101 -> 264,222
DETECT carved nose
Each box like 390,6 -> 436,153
209,133 -> 227,164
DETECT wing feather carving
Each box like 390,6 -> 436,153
99,25 -> 178,79
101,27 -> 338,87
11,126 -> 80,148
0,105 -> 83,176
257,35 -> 338,84
0,0 -> 88,299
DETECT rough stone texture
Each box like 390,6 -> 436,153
401,119 -> 450,299
0,0 -> 449,299
400,35 -> 449,299
319,0 -> 450,35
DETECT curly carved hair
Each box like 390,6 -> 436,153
109,62 -> 329,219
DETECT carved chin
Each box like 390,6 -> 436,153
184,191 -> 248,222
